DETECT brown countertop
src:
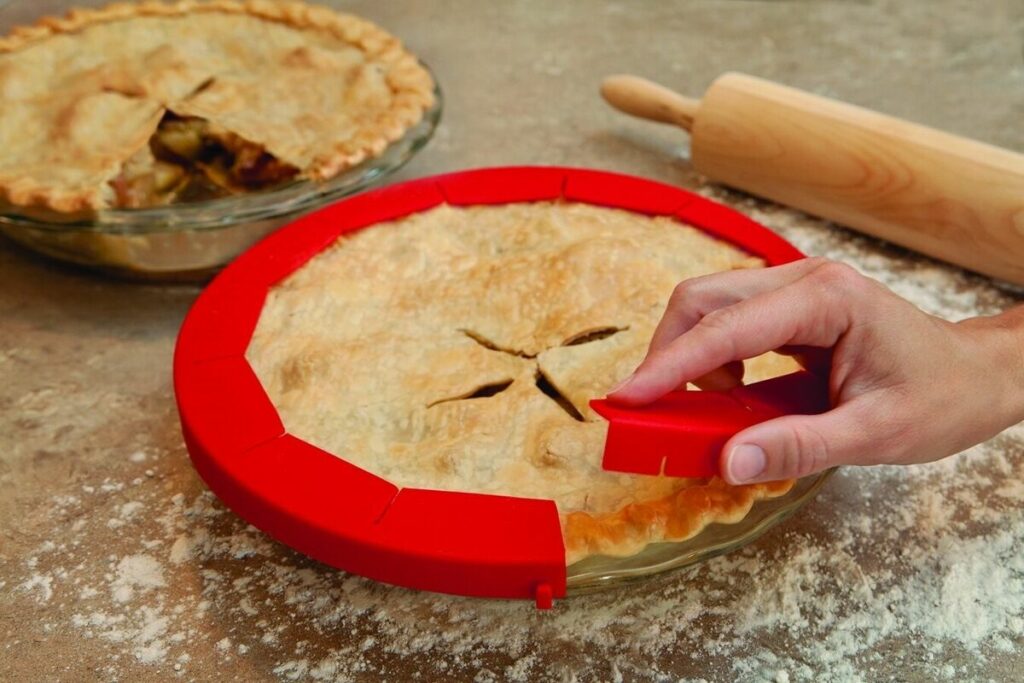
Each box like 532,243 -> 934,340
2,1 -> 1023,680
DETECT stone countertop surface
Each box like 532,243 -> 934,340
2,1 -> 1023,681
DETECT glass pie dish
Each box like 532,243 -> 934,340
566,469 -> 834,593
174,166 -> 835,605
0,79 -> 441,280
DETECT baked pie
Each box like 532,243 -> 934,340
247,201 -> 799,564
0,0 -> 434,212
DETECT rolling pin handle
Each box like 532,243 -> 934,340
600,75 -> 699,131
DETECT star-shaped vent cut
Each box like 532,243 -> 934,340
433,327 -> 629,422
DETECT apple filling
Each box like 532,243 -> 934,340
109,114 -> 299,208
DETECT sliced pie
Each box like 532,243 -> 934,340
0,1 -> 434,211
247,202 -> 800,565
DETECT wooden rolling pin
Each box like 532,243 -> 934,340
601,73 -> 1024,286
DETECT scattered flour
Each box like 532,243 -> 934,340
111,554 -> 165,604
168,535 -> 192,565
19,573 -> 54,603
23,432 -> 1024,679
7,196 -> 1023,680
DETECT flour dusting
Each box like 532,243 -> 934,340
111,554 -> 165,604
5,197 -> 1023,681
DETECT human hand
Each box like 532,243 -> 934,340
607,258 -> 1024,484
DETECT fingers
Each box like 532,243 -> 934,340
610,267 -> 853,405
646,258 -> 826,357
719,403 -> 868,484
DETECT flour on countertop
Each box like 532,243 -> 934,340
110,554 -> 165,604
5,196 -> 1023,682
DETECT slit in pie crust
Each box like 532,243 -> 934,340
0,1 -> 434,211
246,202 -> 800,564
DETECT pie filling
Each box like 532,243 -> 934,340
246,202 -> 800,564
109,114 -> 299,208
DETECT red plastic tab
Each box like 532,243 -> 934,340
369,488 -> 566,600
535,583 -> 554,610
439,166 -> 566,205
564,168 -> 692,215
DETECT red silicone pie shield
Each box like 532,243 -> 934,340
173,166 -> 806,609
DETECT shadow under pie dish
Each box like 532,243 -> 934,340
0,0 -> 439,277
173,167 -> 832,606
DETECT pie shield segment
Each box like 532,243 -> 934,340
591,371 -> 831,478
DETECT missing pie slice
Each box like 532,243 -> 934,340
246,202 -> 801,564
0,1 -> 434,211
110,114 -> 302,208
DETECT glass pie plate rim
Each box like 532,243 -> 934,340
565,469 -> 835,593
0,62 -> 442,277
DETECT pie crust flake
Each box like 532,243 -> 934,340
247,202 -> 798,565
0,1 -> 434,211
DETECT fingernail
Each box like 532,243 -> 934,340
727,444 -> 766,483
609,372 -> 635,395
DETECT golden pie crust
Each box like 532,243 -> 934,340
0,0 -> 434,211
247,202 -> 798,564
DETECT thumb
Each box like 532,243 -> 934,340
720,405 -> 867,484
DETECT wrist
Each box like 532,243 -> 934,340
967,306 -> 1024,428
